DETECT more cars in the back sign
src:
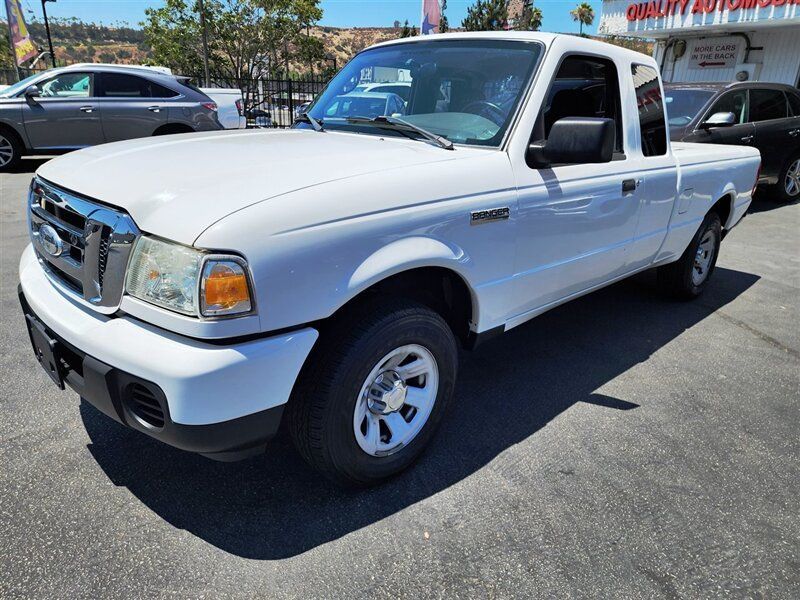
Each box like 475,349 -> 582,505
665,82 -> 800,202
0,63 -> 223,171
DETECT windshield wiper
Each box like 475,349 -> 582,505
346,115 -> 454,150
295,112 -> 324,132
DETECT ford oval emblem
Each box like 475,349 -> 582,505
39,224 -> 64,257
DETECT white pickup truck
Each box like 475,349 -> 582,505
19,33 -> 760,486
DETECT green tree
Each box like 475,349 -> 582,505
570,2 -> 594,36
0,33 -> 14,70
143,0 -> 323,94
439,0 -> 449,33
399,19 -> 413,38
514,1 -> 542,31
462,0 -> 508,32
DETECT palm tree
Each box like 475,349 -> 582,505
570,2 -> 594,36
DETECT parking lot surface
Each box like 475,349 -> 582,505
1,164 -> 798,599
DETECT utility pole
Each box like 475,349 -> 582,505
41,0 -> 56,68
198,0 -> 211,86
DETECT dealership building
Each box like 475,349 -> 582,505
598,0 -> 800,86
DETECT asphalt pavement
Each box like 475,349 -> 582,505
1,162 -> 798,599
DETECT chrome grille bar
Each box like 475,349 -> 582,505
28,178 -> 140,311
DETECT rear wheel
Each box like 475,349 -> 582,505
658,212 -> 722,299
287,298 -> 458,487
0,129 -> 22,172
775,155 -> 800,203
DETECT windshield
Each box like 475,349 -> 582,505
303,39 -> 542,146
664,89 -> 715,127
0,72 -> 42,98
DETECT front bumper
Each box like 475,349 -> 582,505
19,244 -> 318,460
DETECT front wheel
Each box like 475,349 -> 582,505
658,212 -> 722,299
287,298 -> 458,487
0,129 -> 22,172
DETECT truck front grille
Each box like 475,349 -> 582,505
28,178 -> 139,310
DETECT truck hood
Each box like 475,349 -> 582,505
36,129 -> 479,244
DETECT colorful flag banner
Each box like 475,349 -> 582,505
4,0 -> 37,66
421,0 -> 441,35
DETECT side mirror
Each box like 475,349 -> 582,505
700,111 -> 736,130
23,85 -> 40,101
527,117 -> 615,168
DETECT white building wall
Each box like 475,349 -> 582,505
599,0 -> 800,85
656,28 -> 800,84
599,0 -> 798,36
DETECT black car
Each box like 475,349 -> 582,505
665,82 -> 800,202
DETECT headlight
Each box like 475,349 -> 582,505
125,236 -> 253,318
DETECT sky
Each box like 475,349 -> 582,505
7,0 -> 597,35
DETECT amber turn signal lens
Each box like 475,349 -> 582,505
201,260 -> 252,316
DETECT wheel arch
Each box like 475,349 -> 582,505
709,188 -> 735,229
0,121 -> 26,150
152,122 -> 195,136
328,237 -> 479,348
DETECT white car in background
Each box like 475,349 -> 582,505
200,88 -> 245,129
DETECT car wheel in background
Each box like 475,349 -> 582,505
775,155 -> 800,203
657,211 -> 722,300
287,297 -> 458,487
0,129 -> 22,172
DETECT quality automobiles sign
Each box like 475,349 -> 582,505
626,0 -> 799,21
688,39 -> 740,69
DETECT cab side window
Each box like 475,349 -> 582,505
631,64 -> 667,157
532,55 -> 624,155
749,89 -> 788,122
708,90 -> 748,124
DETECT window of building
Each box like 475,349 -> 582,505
631,64 -> 667,157
749,89 -> 788,122
532,55 -> 623,154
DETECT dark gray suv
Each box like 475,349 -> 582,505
0,64 -> 223,171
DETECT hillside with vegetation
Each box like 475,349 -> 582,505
1,17 -> 651,75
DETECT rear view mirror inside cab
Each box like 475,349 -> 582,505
527,117 -> 615,168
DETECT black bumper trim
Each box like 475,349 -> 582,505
19,285 -> 284,461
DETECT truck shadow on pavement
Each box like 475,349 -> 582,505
81,266 -> 759,560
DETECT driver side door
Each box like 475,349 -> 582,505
20,71 -> 105,150
508,55 -> 643,324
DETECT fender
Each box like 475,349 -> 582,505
345,235 -> 480,325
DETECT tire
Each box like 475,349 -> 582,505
287,297 -> 458,487
658,211 -> 722,300
774,154 -> 800,203
0,128 -> 22,172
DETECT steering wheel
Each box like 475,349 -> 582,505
460,100 -> 506,126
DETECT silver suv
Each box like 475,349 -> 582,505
0,64 -> 223,171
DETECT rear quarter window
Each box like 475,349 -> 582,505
631,64 -> 667,157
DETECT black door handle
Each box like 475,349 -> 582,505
741,135 -> 754,143
622,179 -> 637,193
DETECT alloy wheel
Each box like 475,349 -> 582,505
0,135 -> 14,168
785,158 -> 800,197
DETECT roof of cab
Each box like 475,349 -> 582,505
368,31 -> 658,67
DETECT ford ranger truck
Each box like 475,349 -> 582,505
19,33 -> 760,486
